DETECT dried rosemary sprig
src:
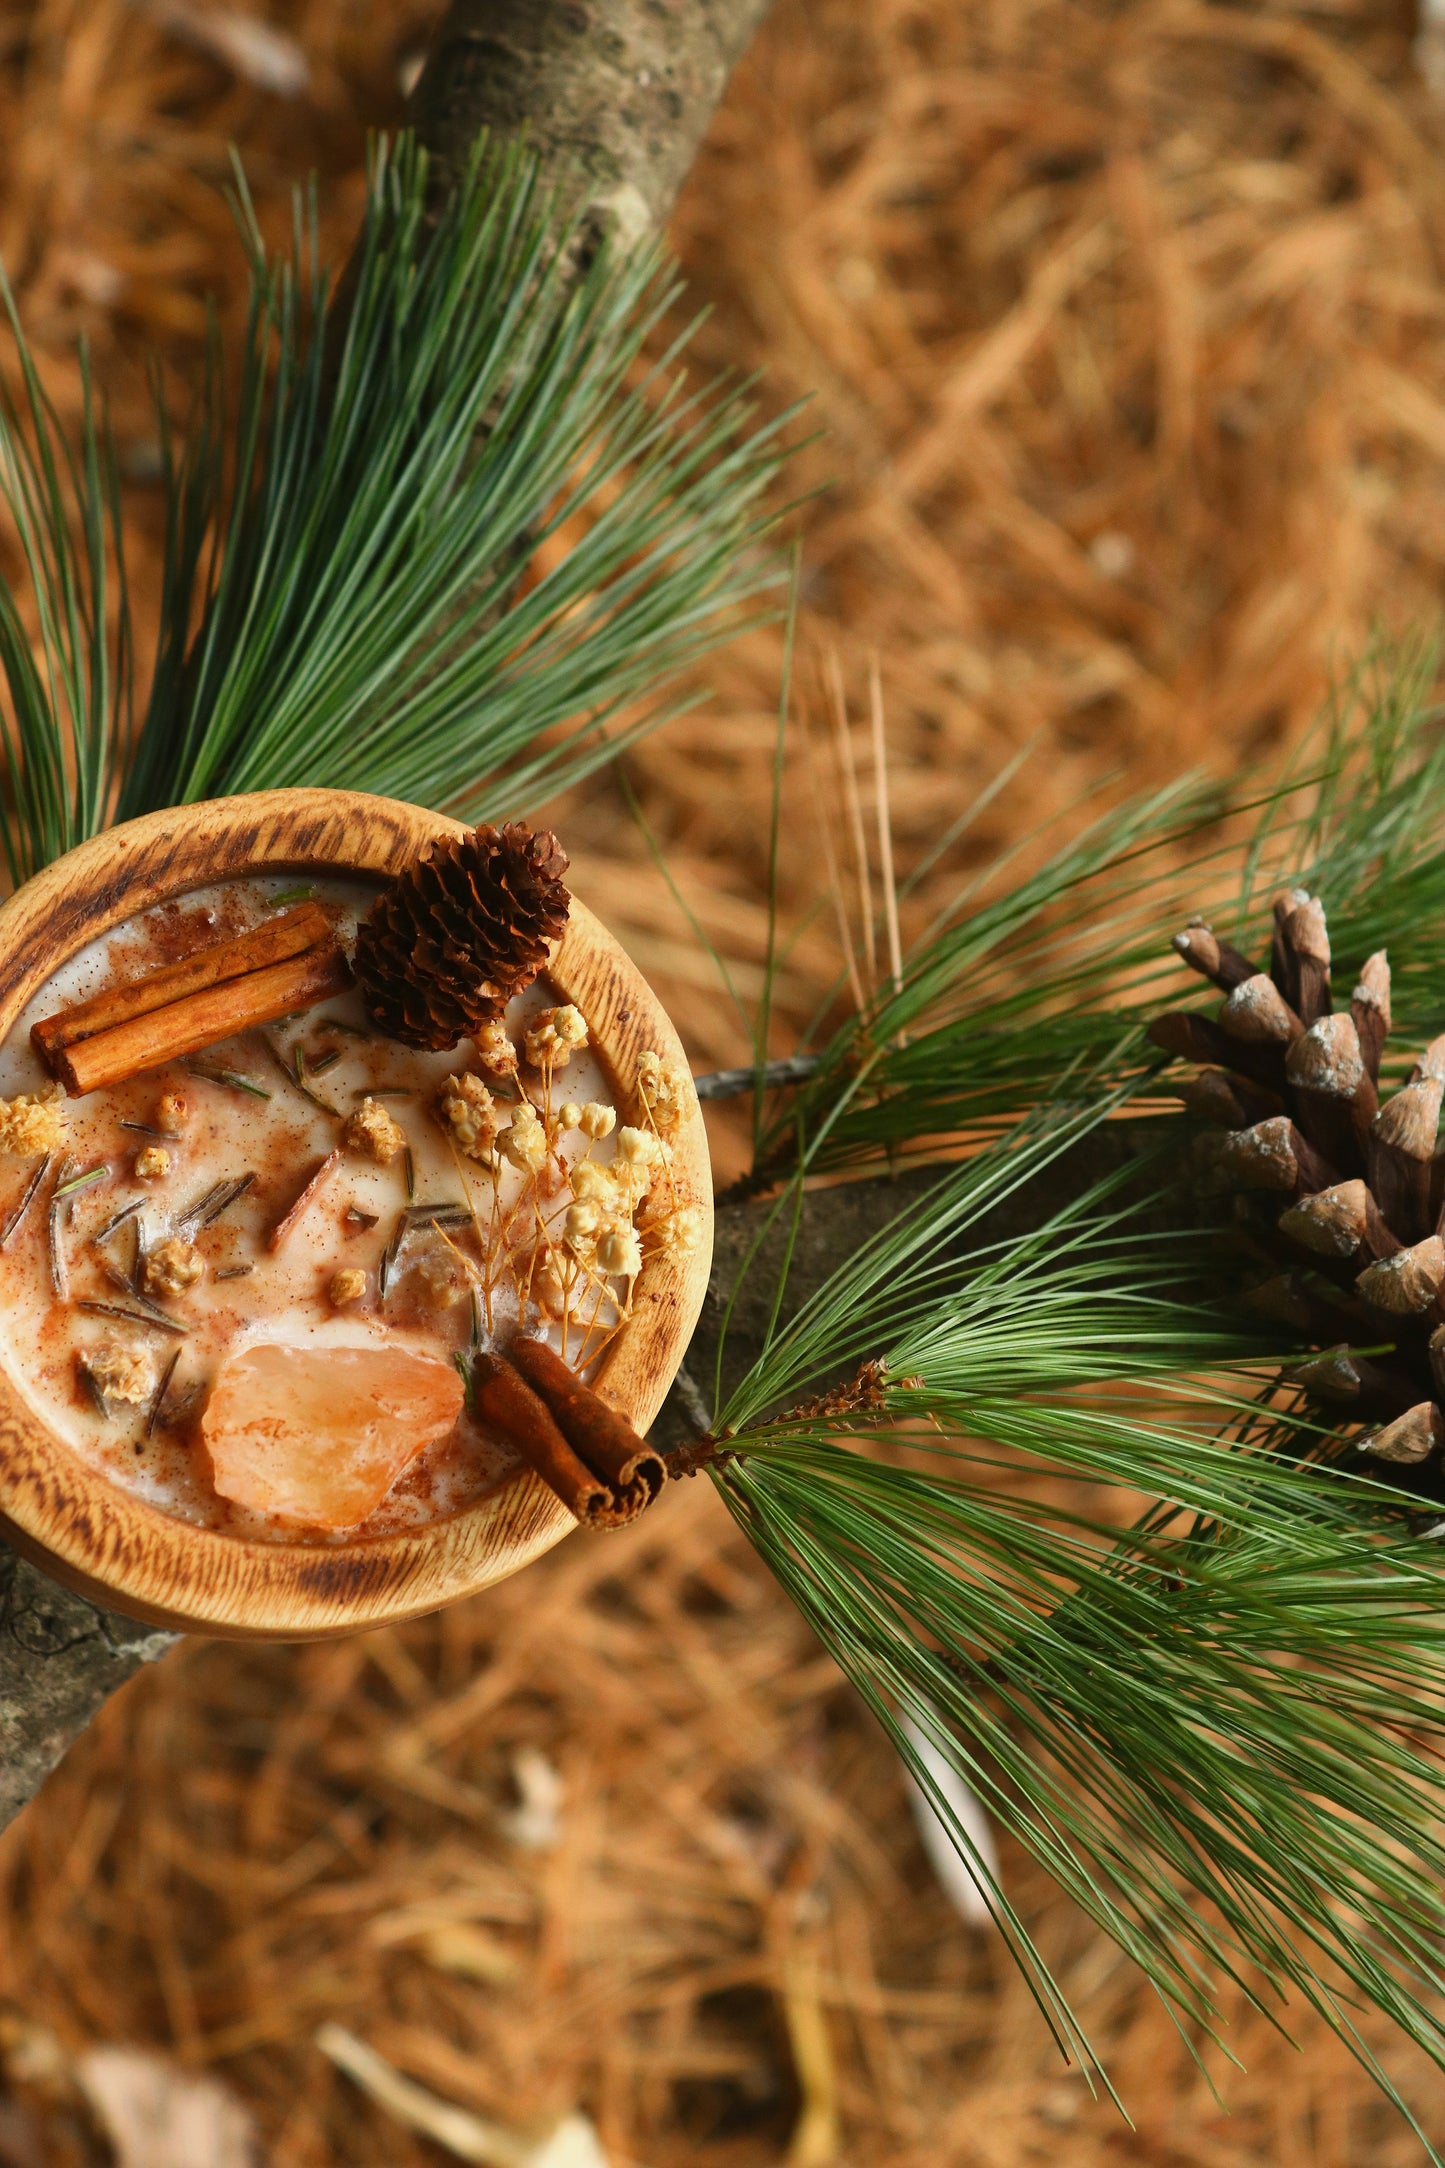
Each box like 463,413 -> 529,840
75,1299 -> 187,1338
0,1154 -> 50,1249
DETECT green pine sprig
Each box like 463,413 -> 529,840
706,1108 -> 1445,2136
0,131 -> 795,886
751,637 -> 1445,1183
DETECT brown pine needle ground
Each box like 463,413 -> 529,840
4,0 -> 1445,2161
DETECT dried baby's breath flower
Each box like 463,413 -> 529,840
143,1237 -> 204,1299
0,1086 -> 65,1158
438,1071 -> 504,1163
329,1268 -> 366,1306
558,1102 -> 583,1131
83,1342 -> 153,1407
653,1203 -> 707,1257
472,1019 -> 518,1081
638,1050 -> 688,1134
157,1091 -> 188,1132
536,1251 -> 582,1317
570,1158 -> 615,1204
596,1220 -> 643,1280
565,1199 -> 604,1254
344,1096 -> 406,1164
579,1101 -> 615,1141
499,1101 -> 547,1175
613,1125 -> 661,1204
522,1004 -> 588,1071
134,1145 -> 170,1182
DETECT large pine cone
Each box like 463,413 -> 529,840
355,823 -> 570,1050
1151,893 -> 1445,1489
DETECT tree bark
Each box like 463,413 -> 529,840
406,0 -> 775,252
0,1557 -> 174,1828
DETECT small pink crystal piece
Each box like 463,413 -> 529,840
201,1342 -> 464,1529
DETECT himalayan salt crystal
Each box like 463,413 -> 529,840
201,1342 -> 464,1530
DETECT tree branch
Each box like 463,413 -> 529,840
407,0 -> 774,249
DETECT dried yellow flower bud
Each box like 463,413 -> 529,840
558,1102 -> 583,1130
596,1221 -> 643,1279
344,1096 -> 406,1164
472,1019 -> 518,1080
523,1004 -> 588,1070
329,1268 -> 366,1307
438,1072 -> 504,1163
134,1145 -> 170,1181
579,1101 -> 615,1141
565,1199 -> 603,1253
83,1342 -> 154,1406
143,1237 -> 204,1299
612,1125 -> 660,1203
654,1203 -> 707,1257
570,1159 -> 615,1204
0,1087 -> 65,1158
638,1049 -> 688,1134
500,1101 -> 547,1175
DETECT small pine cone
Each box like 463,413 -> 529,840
354,823 -> 570,1051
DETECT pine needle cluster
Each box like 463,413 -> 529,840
755,641 -> 1445,1182
0,132 -> 792,887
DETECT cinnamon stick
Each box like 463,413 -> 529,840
47,942 -> 353,1097
509,1335 -> 666,1518
32,903 -> 329,1062
472,1351 -> 630,1530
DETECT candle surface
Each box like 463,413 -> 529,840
0,874 -> 648,1543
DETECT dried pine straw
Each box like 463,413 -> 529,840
5,0 -> 1445,2159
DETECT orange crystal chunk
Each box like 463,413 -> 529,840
200,1342 -> 465,1529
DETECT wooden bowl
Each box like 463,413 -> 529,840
0,789 -> 712,1638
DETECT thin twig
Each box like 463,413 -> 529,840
695,1055 -> 822,1100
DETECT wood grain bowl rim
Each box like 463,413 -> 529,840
0,789 -> 713,1638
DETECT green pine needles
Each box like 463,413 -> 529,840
753,641 -> 1445,1184
712,1110 -> 1445,2136
0,131 -> 791,887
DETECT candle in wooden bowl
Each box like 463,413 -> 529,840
0,789 -> 712,1637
